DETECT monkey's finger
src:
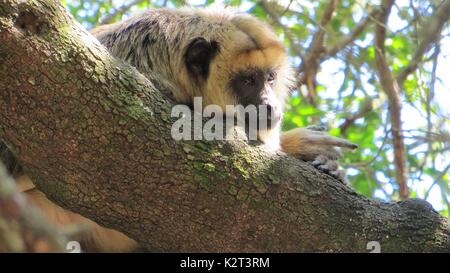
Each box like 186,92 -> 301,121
312,148 -> 342,161
308,135 -> 358,150
311,155 -> 327,166
317,160 -> 338,172
330,170 -> 348,184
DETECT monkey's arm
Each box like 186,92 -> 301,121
280,127 -> 357,181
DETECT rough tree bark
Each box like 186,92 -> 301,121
0,0 -> 448,252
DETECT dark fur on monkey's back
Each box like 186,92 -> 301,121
0,141 -> 23,177
91,7 -> 292,108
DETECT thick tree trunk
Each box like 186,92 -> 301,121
0,0 -> 448,252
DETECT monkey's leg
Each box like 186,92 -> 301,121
280,127 -> 357,182
18,175 -> 139,252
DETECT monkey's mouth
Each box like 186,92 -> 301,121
259,113 -> 281,130
243,109 -> 281,131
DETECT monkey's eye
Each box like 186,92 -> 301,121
244,75 -> 256,87
267,71 -> 277,84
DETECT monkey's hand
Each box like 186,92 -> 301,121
280,126 -> 358,182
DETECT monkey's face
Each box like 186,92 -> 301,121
229,68 -> 282,129
183,29 -> 292,133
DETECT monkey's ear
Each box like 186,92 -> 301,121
185,37 -> 219,79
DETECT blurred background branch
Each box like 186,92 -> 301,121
0,162 -> 67,252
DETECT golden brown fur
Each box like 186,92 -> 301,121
17,176 -> 138,252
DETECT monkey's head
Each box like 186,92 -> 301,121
174,9 -> 293,144
93,8 -> 293,146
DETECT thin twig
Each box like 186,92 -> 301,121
396,0 -> 450,86
99,0 -> 146,25
326,8 -> 379,58
308,0 -> 339,61
258,0 -> 305,61
339,97 -> 373,134
424,163 -> 450,201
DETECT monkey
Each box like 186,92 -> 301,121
1,7 -> 357,252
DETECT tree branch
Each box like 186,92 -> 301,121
297,0 -> 339,106
326,8 -> 379,58
396,0 -> 450,86
375,0 -> 409,200
339,97 -> 373,134
99,0 -> 146,25
0,0 -> 449,252
258,0 -> 305,61
308,0 -> 339,60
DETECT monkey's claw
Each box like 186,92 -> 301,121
310,155 -> 347,183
